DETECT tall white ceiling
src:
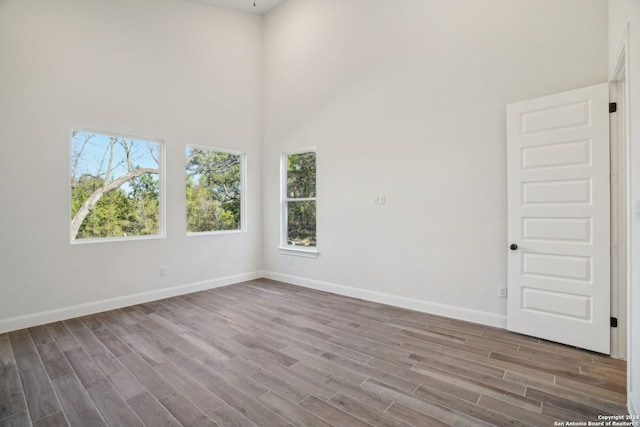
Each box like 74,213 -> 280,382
183,0 -> 285,15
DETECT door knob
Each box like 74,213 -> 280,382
510,244 -> 518,250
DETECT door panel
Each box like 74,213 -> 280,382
522,217 -> 591,242
522,139 -> 591,168
507,83 -> 610,354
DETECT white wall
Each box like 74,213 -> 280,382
262,0 -> 609,326
0,0 -> 263,331
609,0 -> 640,416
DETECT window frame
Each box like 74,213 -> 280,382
185,144 -> 246,236
279,147 -> 318,258
69,127 -> 166,245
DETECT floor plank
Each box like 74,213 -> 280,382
31,411 -> 69,427
126,391 -> 181,427
86,380 -> 144,427
206,380 -> 294,427
0,364 -> 26,421
298,395 -> 373,427
91,355 -> 146,401
158,392 -> 218,427
0,411 -> 31,427
16,365 -> 60,421
258,391 -> 333,427
207,404 -> 258,427
153,362 -> 225,413
36,342 -> 73,380
327,392 -> 413,427
118,352 -> 175,399
51,374 -> 105,427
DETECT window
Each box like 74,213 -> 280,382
281,149 -> 316,255
186,146 -> 244,234
70,129 -> 163,242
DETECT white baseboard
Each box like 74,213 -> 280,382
0,271 -> 262,334
0,270 -> 507,333
263,271 -> 507,329
630,389 -> 639,417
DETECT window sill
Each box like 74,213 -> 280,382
278,246 -> 318,259
187,229 -> 245,237
71,234 -> 165,245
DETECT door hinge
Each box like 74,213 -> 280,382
610,102 -> 617,113
611,317 -> 618,328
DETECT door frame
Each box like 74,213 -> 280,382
610,77 -> 627,360
609,23 -> 630,361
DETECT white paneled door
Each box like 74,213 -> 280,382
506,83 -> 611,354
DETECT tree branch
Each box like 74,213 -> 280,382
71,167 -> 158,240
71,133 -> 93,179
103,137 -> 116,190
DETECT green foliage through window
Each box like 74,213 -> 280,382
186,147 -> 243,233
284,151 -> 316,247
70,130 -> 162,241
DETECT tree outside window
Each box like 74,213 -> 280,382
186,146 -> 244,233
70,130 -> 163,242
283,150 -> 316,247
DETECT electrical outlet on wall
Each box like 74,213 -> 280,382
160,267 -> 166,277
497,286 -> 507,298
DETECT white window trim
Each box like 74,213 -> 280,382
278,246 -> 318,258
69,127 -> 166,245
279,147 -> 318,258
71,234 -> 166,246
185,144 -> 247,236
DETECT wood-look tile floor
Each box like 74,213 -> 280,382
0,279 -> 628,427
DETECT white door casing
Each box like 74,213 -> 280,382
506,83 -> 610,354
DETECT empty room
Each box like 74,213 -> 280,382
1,0 -> 639,425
